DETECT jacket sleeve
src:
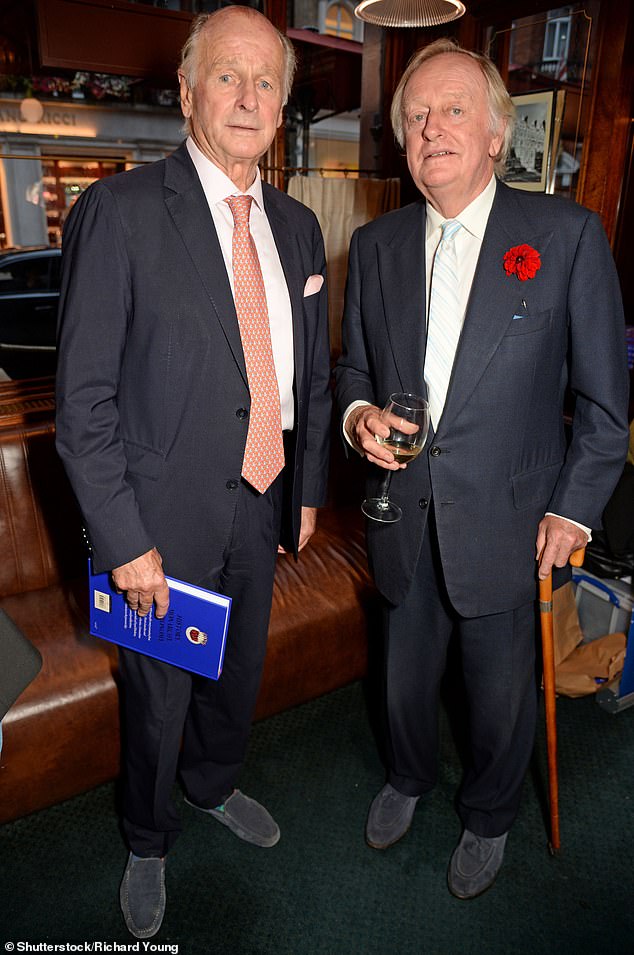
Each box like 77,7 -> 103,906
333,227 -> 378,422
547,210 -> 630,528
55,183 -> 154,573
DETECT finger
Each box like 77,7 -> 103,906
364,451 -> 401,470
153,582 -> 171,619
535,530 -> 546,563
361,431 -> 397,461
538,557 -> 553,580
358,425 -> 390,448
135,586 -> 157,616
382,413 -> 419,435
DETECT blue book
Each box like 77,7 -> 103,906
88,562 -> 231,679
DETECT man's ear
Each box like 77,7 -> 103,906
489,118 -> 507,160
178,72 -> 193,119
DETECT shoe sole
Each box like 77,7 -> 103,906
366,822 -> 412,850
447,872 -> 500,900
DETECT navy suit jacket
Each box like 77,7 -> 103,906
335,180 -> 630,613
56,144 -> 331,583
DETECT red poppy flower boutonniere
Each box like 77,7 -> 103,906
503,244 -> 541,281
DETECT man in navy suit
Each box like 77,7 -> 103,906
335,39 -> 629,899
56,8 -> 330,937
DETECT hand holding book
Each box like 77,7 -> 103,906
90,562 -> 232,679
112,546 -> 170,618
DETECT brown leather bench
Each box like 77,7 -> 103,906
0,380 -> 374,824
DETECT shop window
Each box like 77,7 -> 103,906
317,1 -> 363,41
543,7 -> 573,62
41,158 -> 125,247
325,2 -> 353,38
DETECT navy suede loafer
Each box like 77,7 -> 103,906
119,853 -> 166,939
448,829 -> 508,899
365,783 -> 420,849
185,789 -> 280,847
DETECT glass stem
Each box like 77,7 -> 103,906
377,469 -> 393,508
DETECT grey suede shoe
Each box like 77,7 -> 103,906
185,789 -> 280,847
448,829 -> 508,899
365,783 -> 420,849
119,853 -> 166,939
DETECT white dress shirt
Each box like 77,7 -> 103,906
186,137 -> 295,430
343,175 -> 590,539
424,174 -> 497,332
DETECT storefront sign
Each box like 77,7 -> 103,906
0,100 -> 96,136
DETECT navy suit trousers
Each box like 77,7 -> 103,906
119,473 -> 284,857
384,504 -> 538,837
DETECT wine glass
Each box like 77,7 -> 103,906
361,393 -> 430,523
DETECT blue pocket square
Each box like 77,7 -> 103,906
512,314 -> 526,320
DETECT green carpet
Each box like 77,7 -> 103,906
1,681 -> 632,954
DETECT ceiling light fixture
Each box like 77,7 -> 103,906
354,0 -> 466,28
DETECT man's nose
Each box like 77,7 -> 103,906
423,111 -> 442,139
236,79 -> 258,111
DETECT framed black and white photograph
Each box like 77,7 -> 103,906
502,90 -> 556,192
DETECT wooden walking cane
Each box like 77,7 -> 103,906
539,546 -> 585,854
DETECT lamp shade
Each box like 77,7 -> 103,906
354,0 -> 465,27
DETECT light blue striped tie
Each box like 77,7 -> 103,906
424,219 -> 462,430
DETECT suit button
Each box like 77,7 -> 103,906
430,446 -> 441,457
236,408 -> 248,420
226,480 -> 239,490
418,498 -> 428,509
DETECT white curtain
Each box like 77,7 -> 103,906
287,176 -> 400,357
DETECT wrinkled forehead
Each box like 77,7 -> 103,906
403,52 -> 488,107
198,15 -> 285,77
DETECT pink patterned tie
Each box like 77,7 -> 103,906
226,194 -> 285,493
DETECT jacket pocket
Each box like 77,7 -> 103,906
503,308 -> 551,337
123,440 -> 165,481
512,460 -> 563,510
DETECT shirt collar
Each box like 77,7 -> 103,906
186,136 -> 264,212
425,175 -> 497,241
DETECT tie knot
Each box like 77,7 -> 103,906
441,219 -> 461,242
226,194 -> 253,227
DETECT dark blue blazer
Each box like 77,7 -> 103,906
56,144 -> 331,583
335,180 -> 630,613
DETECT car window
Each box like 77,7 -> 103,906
0,256 -> 52,293
49,255 -> 61,289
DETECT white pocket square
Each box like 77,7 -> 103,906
303,274 -> 324,297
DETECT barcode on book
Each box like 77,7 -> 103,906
94,590 -> 112,613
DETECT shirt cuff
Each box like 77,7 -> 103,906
342,400 -> 372,455
545,512 -> 592,542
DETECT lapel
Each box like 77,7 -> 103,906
262,183 -> 306,399
437,181 -> 554,433
163,144 -> 247,384
375,202 -> 427,394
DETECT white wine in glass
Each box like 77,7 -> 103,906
361,393 -> 430,523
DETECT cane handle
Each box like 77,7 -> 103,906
569,547 -> 585,568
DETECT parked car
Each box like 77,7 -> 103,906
0,246 -> 60,379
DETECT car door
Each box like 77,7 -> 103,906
0,251 -> 59,378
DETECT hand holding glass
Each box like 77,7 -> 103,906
361,393 -> 430,523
